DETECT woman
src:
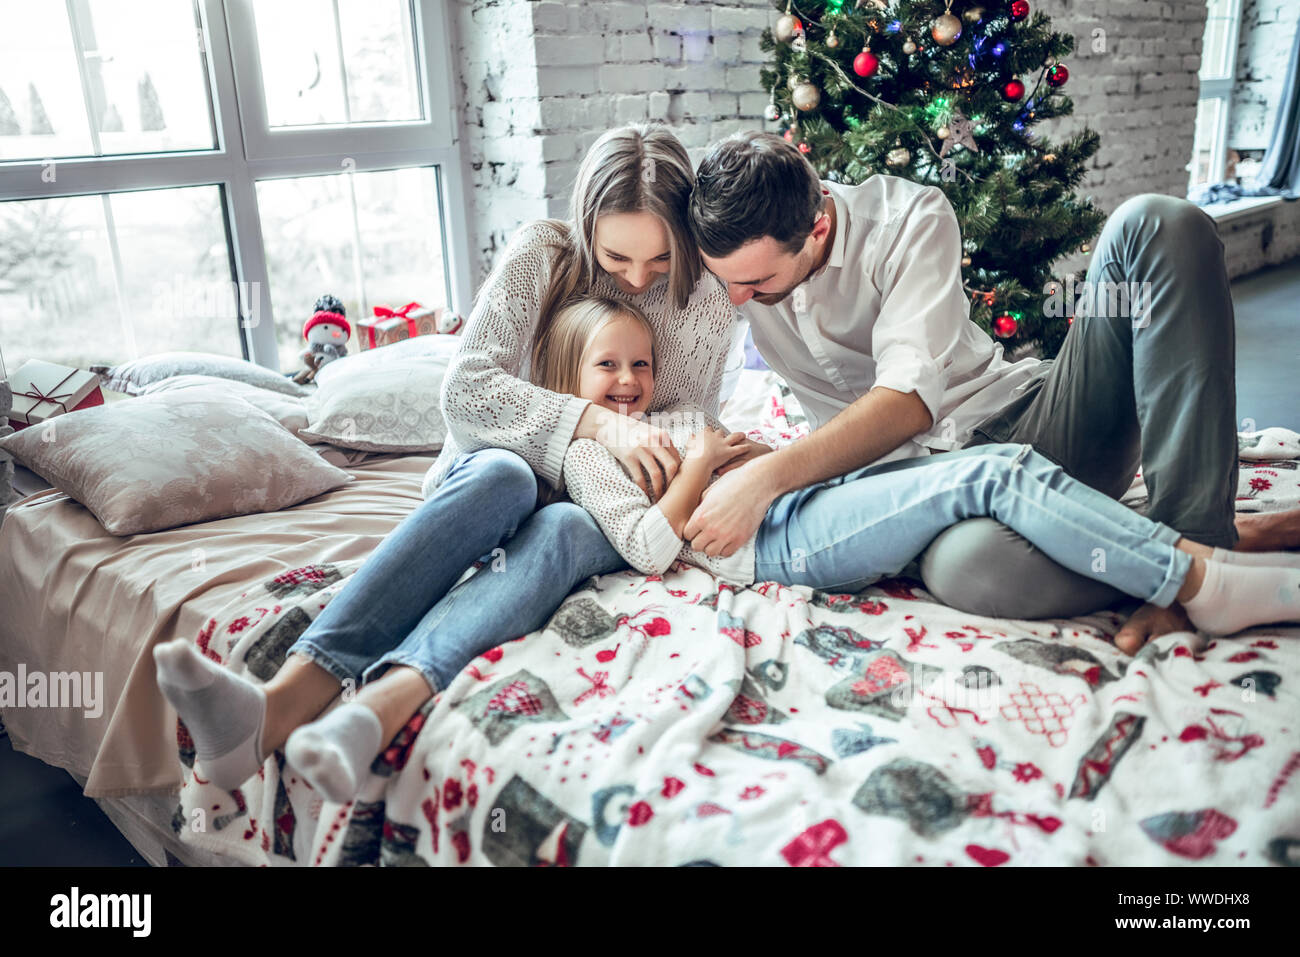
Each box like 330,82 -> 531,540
154,124 -> 749,796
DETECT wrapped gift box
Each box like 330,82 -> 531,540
358,303 -> 464,350
8,359 -> 105,429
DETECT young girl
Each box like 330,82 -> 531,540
550,296 -> 1300,643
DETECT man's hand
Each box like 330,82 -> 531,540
714,438 -> 775,475
683,458 -> 778,557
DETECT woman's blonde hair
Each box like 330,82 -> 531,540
532,296 -> 657,399
532,124 -> 700,366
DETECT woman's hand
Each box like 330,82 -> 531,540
686,427 -> 749,472
577,404 -> 681,500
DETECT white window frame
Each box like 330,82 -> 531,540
1190,0 -> 1243,192
0,0 -> 472,372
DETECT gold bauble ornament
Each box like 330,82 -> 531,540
787,73 -> 802,90
886,145 -> 912,167
961,255 -> 972,267
964,5 -> 985,22
827,31 -> 840,49
1081,243 -> 1091,253
931,13 -> 962,45
937,125 -> 951,139
902,39 -> 917,54
774,13 -> 800,43
792,82 -> 821,112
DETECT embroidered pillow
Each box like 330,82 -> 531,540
299,359 -> 447,453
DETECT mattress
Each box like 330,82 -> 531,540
0,452 -> 437,797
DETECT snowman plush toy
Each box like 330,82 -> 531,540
296,294 -> 352,383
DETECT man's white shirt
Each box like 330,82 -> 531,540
736,175 -> 1044,465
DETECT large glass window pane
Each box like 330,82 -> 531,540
253,0 -> 421,128
0,0 -> 216,161
0,185 -> 237,372
1199,0 -> 1236,80
256,166 -> 447,371
1190,97 -> 1224,188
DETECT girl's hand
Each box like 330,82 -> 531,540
686,427 -> 748,471
577,404 -> 681,500
714,438 -> 775,475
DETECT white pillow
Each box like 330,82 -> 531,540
140,374 -> 309,436
299,359 -> 448,453
314,334 -> 461,386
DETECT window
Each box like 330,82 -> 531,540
1189,0 -> 1243,192
0,0 -> 469,376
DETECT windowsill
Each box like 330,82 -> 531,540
1200,195 -> 1285,225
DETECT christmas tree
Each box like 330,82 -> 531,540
760,0 -> 1105,357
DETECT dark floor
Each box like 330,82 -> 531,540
1233,258 -> 1300,434
2,257 -> 1299,866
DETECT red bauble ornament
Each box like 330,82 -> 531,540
1010,1 -> 1030,21
853,49 -> 879,78
993,314 -> 1018,338
1003,79 -> 1026,100
1047,64 -> 1069,87
798,142 -> 812,154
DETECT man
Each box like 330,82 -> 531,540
683,130 -> 1300,653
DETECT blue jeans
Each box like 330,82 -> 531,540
753,443 -> 1191,608
289,449 -> 628,693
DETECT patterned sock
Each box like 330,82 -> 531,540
284,702 -> 383,804
1211,546 -> 1300,570
153,639 -> 266,790
1182,560 -> 1300,634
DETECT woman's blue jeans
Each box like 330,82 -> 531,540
288,449 -> 627,693
754,443 -> 1191,608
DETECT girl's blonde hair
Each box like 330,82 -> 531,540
533,124 -> 700,356
532,296 -> 657,399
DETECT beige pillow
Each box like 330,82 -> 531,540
0,390 -> 351,535
141,374 -> 309,436
299,359 -> 447,453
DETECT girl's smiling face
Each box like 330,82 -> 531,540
577,315 -> 655,416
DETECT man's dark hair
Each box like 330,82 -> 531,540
689,131 -> 826,258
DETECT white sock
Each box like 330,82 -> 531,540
1181,560 -> 1300,635
153,639 -> 266,790
1211,546 -> 1300,570
285,702 -> 384,804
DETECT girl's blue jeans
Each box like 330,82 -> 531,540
753,442 -> 1190,607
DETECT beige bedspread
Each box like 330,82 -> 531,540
0,453 -> 435,797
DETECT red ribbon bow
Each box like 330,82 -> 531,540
369,302 -> 422,347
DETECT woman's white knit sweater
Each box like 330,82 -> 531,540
422,220 -> 738,498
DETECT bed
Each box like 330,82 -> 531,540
2,370 -> 1298,867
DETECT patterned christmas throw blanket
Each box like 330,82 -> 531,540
172,404 -> 1300,866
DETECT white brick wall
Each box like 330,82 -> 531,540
453,0 -> 1238,284
1229,0 -> 1298,152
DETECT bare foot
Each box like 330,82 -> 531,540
1113,601 -> 1194,656
1235,509 -> 1300,552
